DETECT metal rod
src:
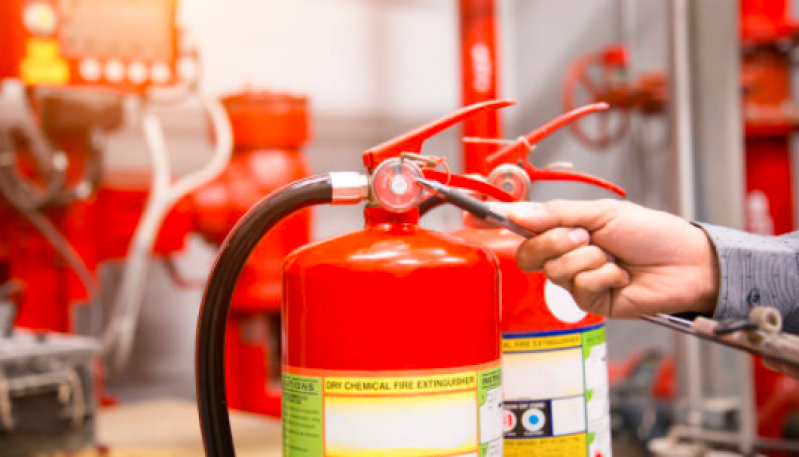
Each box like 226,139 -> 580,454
616,0 -> 636,77
669,0 -> 704,436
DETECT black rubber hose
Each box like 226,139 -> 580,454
196,175 -> 334,457
418,195 -> 445,217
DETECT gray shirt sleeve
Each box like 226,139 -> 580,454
697,223 -> 799,334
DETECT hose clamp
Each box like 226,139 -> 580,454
330,172 -> 369,205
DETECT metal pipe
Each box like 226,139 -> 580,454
616,0 -> 636,77
668,0 -> 704,434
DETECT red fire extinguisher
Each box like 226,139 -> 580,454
196,100 -> 521,456
423,103 -> 625,457
190,90 -> 312,417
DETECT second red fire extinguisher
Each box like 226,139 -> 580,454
423,103 -> 625,457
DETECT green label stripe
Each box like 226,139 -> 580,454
478,366 -> 502,406
582,326 -> 606,448
283,373 -> 323,457
478,365 -> 502,457
582,327 -> 606,361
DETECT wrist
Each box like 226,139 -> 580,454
692,224 -> 720,315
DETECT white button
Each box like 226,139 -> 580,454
151,63 -> 171,84
105,60 -> 125,83
23,1 -> 57,37
79,59 -> 101,82
128,62 -> 147,84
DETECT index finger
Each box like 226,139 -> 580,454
463,202 -> 540,229
508,199 -> 623,234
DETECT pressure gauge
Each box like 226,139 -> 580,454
371,158 -> 424,212
487,164 -> 530,202
23,0 -> 58,37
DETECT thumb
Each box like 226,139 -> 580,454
507,199 -> 623,234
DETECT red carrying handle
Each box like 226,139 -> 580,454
483,102 -> 626,197
363,99 -> 515,170
521,162 -> 626,197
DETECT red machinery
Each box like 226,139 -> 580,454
0,0 -> 237,397
0,0 -> 182,90
196,100 -> 520,456
0,0 -> 195,337
562,44 -> 668,150
740,0 -> 798,236
190,91 -> 312,417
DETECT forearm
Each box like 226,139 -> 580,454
697,223 -> 799,334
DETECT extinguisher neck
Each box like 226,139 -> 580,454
364,206 -> 420,231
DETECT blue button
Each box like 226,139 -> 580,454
528,415 -> 540,426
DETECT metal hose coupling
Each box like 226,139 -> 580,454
330,172 -> 369,205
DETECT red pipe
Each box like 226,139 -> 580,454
459,0 -> 502,174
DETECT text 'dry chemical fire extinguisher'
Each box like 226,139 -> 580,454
196,100 -> 521,457
423,102 -> 625,457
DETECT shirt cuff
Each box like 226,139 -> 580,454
695,223 -> 799,331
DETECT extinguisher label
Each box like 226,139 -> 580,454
501,325 -> 611,457
282,361 -> 502,457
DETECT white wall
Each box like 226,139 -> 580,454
180,0 -> 459,120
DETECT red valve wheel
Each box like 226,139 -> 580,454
563,49 -> 632,150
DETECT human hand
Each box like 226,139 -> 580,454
467,200 -> 720,319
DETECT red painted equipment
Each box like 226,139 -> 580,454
436,104 -> 625,456
0,0 -> 197,336
0,0 -> 223,404
0,0 -> 182,91
0,90 -> 193,335
190,91 -> 312,417
196,100 -> 517,456
740,0 -> 798,236
459,0 -> 503,173
562,44 -> 667,149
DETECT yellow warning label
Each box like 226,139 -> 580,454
285,363 -> 503,457
21,39 -> 69,85
505,434 -> 587,457
325,372 -> 477,395
503,333 -> 582,353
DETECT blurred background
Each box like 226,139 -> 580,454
1,0 -> 798,456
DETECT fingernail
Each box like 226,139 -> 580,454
568,228 -> 590,245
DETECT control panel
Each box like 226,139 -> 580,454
0,0 -> 188,92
